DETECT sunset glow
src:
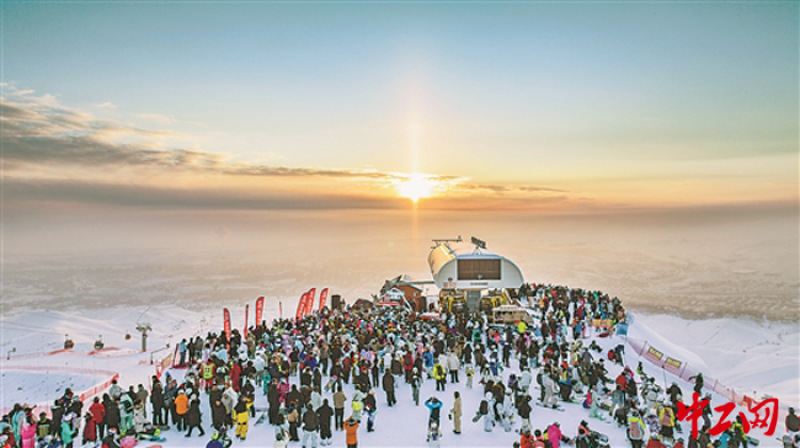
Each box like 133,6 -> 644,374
396,173 -> 439,202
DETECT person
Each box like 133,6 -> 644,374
787,408 -> 800,438
20,416 -> 35,448
427,421 -> 442,448
659,402 -> 676,442
179,339 -> 188,367
272,430 -> 288,448
36,412 -> 51,442
102,427 -> 121,448
287,405 -> 300,442
364,390 -> 377,432
518,395 -> 532,434
382,370 -> 396,407
301,403 -> 319,448
89,397 -> 106,440
628,410 -> 647,448
425,397 -> 442,427
447,352 -> 460,383
411,368 -> 422,406
118,393 -> 134,435
333,388 -> 346,431
433,361 -> 446,392
317,399 -> 333,447
465,364 -> 475,389
689,372 -> 704,395
449,391 -> 462,435
185,395 -> 205,437
233,397 -> 249,441
60,413 -> 78,448
345,417 -> 359,448
173,389 -> 190,431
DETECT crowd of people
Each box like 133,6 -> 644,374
2,284 -> 799,448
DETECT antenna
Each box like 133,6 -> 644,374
471,236 -> 487,253
431,235 -> 462,249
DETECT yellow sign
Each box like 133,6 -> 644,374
646,346 -> 664,360
665,357 -> 682,369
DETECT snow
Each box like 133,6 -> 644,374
1,304 -> 796,447
0,371 -> 98,410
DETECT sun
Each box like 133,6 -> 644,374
396,173 -> 438,202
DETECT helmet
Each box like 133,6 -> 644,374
211,431 -> 219,440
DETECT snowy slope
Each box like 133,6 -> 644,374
1,304 -> 796,447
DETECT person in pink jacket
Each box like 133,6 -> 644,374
547,422 -> 569,448
21,418 -> 36,448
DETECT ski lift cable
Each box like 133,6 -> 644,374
136,306 -> 152,325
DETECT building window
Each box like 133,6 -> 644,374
457,259 -> 501,281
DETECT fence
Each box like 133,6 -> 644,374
625,336 -> 750,406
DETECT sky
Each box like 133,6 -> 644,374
1,1 -> 797,217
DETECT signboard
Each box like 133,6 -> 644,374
665,357 -> 682,370
616,322 -> 628,336
646,346 -> 664,361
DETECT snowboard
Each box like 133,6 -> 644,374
535,401 -> 565,411
255,410 -> 268,425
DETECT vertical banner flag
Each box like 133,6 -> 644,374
305,288 -> 316,316
255,296 -> 264,326
244,304 -> 250,339
319,288 -> 329,312
279,301 -> 283,318
223,308 -> 231,344
296,293 -> 307,320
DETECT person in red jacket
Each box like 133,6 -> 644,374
230,363 -> 242,393
89,397 -> 106,440
520,429 -> 534,448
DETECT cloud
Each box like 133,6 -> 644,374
450,182 -> 567,194
2,177 -> 408,211
94,102 -> 117,109
1,91 -> 569,211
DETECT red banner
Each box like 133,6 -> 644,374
255,296 -> 264,326
223,308 -> 231,343
296,293 -> 308,320
319,288 -> 329,312
305,288 -> 316,316
279,301 -> 283,318
244,304 -> 250,339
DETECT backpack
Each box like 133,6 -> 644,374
479,400 -> 488,415
661,409 -> 673,426
629,420 -> 642,439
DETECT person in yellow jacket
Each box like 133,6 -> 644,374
433,362 -> 446,392
658,405 -> 676,442
517,321 -> 528,334
233,396 -> 250,440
